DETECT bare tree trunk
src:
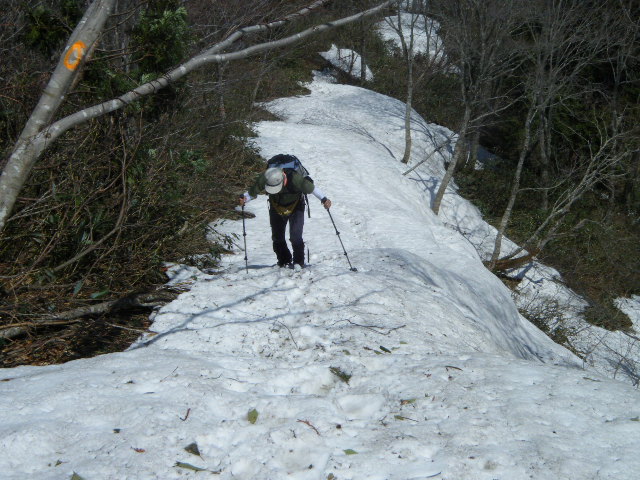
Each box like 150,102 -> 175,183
464,127 -> 480,171
250,53 -> 270,108
218,62 -> 227,121
431,0 -> 525,214
0,0 -> 115,230
432,104 -> 471,214
390,5 -> 418,165
489,107 -> 536,269
402,57 -> 414,164
359,18 -> 368,84
538,111 -> 551,211
14,0 -> 115,148
386,1 -> 452,166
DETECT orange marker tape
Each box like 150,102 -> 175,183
63,41 -> 86,71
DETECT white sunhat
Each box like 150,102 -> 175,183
264,167 -> 285,194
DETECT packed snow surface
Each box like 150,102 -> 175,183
1,72 -> 639,480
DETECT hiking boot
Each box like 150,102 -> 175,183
277,261 -> 292,268
291,263 -> 305,271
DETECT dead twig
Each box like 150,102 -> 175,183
180,408 -> 191,422
297,419 -> 320,436
274,320 -> 299,349
104,322 -> 152,335
342,318 -> 406,336
161,366 -> 179,382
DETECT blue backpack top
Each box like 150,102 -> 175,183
267,154 -> 311,179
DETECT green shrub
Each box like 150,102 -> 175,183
131,4 -> 190,74
583,301 -> 633,331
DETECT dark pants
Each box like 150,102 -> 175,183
269,201 -> 305,265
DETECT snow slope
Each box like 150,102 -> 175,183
1,72 -> 639,480
375,9 -> 640,385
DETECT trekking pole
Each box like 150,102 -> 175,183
326,209 -> 357,272
241,204 -> 248,274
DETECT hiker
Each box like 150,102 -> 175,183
239,155 -> 332,269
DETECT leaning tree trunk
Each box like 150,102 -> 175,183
489,107 -> 536,270
401,55 -> 414,164
432,104 -> 471,214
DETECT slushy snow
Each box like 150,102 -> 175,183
1,72 -> 639,480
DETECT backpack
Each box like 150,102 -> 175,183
266,154 -> 311,180
266,154 -> 313,217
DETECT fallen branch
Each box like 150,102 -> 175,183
0,290 -> 176,340
488,248 -> 540,272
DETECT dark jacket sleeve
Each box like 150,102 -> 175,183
248,173 -> 267,198
290,172 -> 315,194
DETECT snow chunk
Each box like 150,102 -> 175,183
319,45 -> 374,82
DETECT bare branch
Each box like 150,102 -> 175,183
0,0 -> 400,232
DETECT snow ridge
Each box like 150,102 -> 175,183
1,73 -> 639,480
